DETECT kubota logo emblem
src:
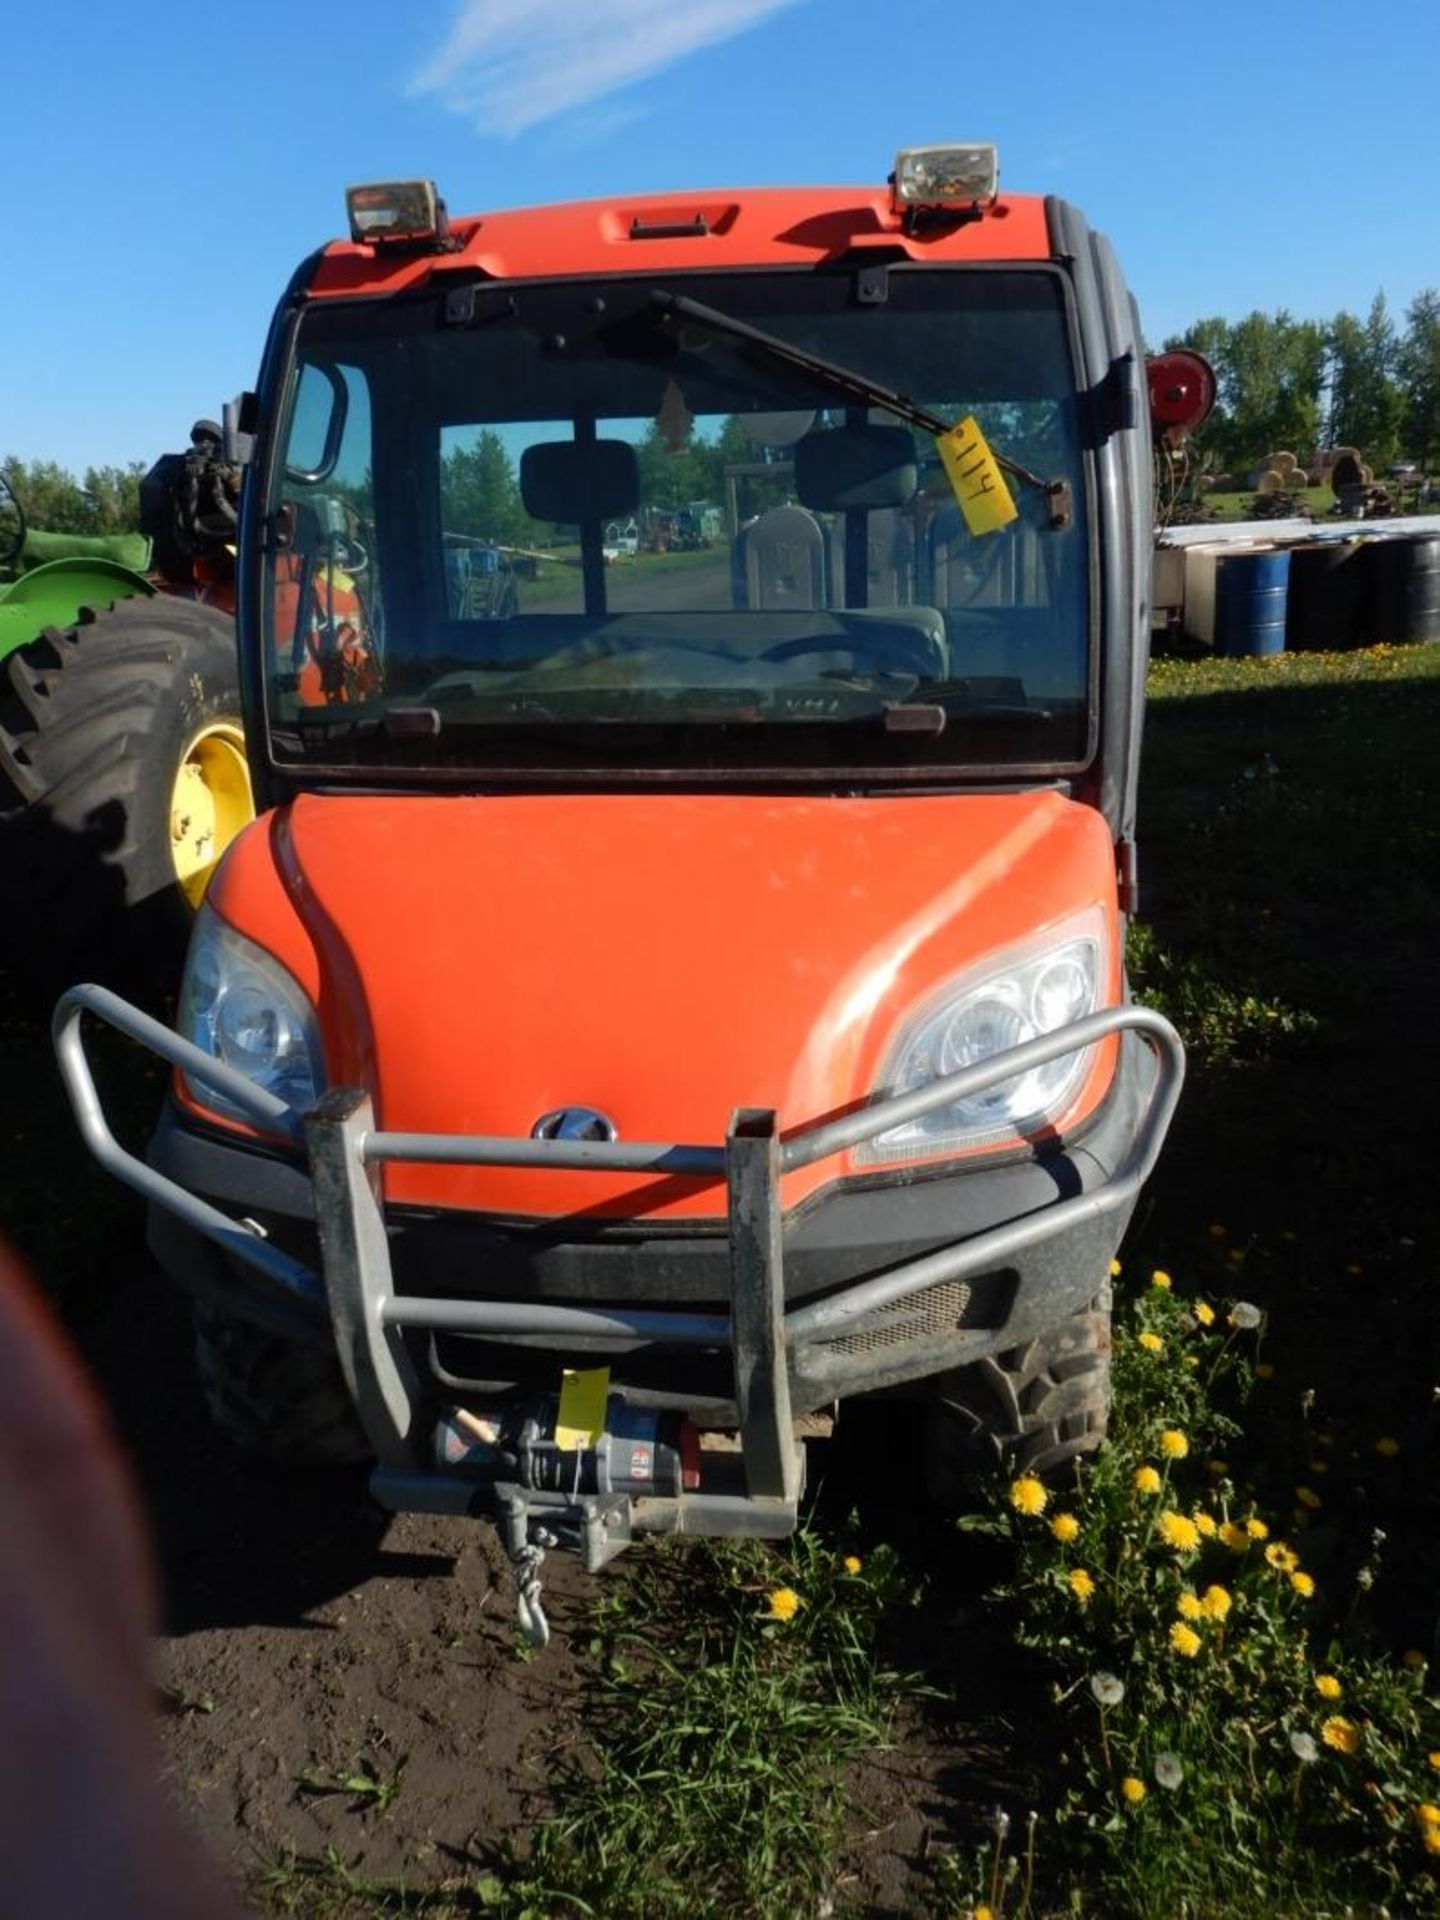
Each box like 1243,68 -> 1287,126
531,1108 -> 618,1143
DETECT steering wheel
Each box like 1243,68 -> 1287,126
760,633 -> 938,681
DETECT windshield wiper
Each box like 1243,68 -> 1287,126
649,289 -> 1073,530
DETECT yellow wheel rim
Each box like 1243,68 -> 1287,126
169,721 -> 254,908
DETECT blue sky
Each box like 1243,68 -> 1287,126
3,0 -> 1432,473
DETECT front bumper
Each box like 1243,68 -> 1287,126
55,986 -> 1183,1549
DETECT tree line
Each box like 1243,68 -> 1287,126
1167,288 -> 1440,475
0,455 -> 146,537
6,289 -> 1439,542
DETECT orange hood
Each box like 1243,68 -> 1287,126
207,790 -> 1120,1220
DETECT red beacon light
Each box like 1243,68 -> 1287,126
1145,350 -> 1217,447
345,179 -> 453,251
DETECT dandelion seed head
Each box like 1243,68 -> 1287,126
1229,1301 -> 1262,1330
1155,1752 -> 1185,1789
1290,1732 -> 1319,1764
1090,1671 -> 1125,1708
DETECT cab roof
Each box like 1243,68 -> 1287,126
306,185 -> 1054,300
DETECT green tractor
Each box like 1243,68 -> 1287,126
0,426 -> 253,991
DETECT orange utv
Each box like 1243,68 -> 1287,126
59,148 -> 1188,1630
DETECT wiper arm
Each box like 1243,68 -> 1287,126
650,289 -> 1072,528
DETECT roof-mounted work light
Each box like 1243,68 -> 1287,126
345,179 -> 452,249
892,144 -> 999,215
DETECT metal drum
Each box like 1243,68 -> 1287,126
1217,549 -> 1289,657
1285,539 -> 1369,652
1369,534 -> 1440,644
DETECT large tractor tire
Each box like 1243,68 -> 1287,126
925,1282 -> 1112,1504
192,1301 -> 370,1468
0,593 -> 252,997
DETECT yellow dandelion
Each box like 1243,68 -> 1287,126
1009,1475 -> 1047,1516
1192,1511 -> 1217,1538
1051,1512 -> 1081,1544
1150,1269 -> 1172,1290
1138,1331 -> 1164,1355
1321,1716 -> 1359,1755
1255,1361 -> 1276,1380
1193,1301 -> 1215,1327
1264,1542 -> 1300,1573
1295,1486 -> 1322,1510
1429,1752 -> 1440,1771
1290,1570 -> 1316,1599
1245,1517 -> 1269,1541
1183,1354 -> 1199,1370
1159,1429 -> 1190,1460
843,1555 -> 863,1575
1374,1436 -> 1400,1457
1219,1522 -> 1249,1553
1121,1776 -> 1147,1805
1402,1650 -> 1427,1673
767,1586 -> 802,1622
1314,1674 -> 1343,1701
1133,1465 -> 1162,1496
1202,1584 -> 1233,1623
1110,1258 -> 1122,1276
975,1908 -> 996,1920
1206,1458 -> 1229,1476
1208,1223 -> 1227,1239
1421,1802 -> 1440,1823
1421,1823 -> 1440,1858
1068,1567 -> 1096,1603
1176,1589 -> 1205,1622
1170,1621 -> 1202,1658
1159,1511 -> 1201,1553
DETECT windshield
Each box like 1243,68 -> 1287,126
262,267 -> 1092,782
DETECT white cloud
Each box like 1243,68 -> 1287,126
410,0 -> 801,138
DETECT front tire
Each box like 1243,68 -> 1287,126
926,1283 -> 1112,1501
192,1302 -> 370,1468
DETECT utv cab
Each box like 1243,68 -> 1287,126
59,146 -> 1185,1639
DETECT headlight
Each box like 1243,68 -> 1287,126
177,905 -> 325,1126
859,911 -> 1108,1163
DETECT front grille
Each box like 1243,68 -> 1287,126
817,1279 -> 972,1358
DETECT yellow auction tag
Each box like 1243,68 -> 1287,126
936,415 -> 1019,536
555,1366 -> 611,1450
